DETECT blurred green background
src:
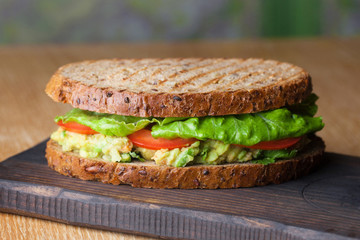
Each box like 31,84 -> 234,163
0,0 -> 359,44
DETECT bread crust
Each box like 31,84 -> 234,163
45,136 -> 325,189
45,58 -> 312,117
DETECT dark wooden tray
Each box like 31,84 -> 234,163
0,140 -> 359,240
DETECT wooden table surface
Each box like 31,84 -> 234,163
1,38 -> 359,239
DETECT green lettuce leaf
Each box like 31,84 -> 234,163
55,109 -> 160,136
251,149 -> 297,165
129,151 -> 145,162
287,93 -> 319,117
55,109 -> 187,137
151,94 -> 324,145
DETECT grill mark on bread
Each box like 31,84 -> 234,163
171,60 -> 238,90
197,59 -> 259,88
201,59 -> 264,90
106,59 -> 146,82
106,60 -> 142,80
133,58 -> 192,85
164,58 -> 209,79
138,58 -> 199,85
121,59 -> 164,81
222,59 -> 283,88
247,64 -> 296,87
199,68 -> 243,88
179,58 -> 262,90
149,58 -> 184,79
156,58 -> 219,87
166,59 -> 217,79
236,61 -> 283,87
275,65 -> 303,84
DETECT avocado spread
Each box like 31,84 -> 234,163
136,140 -> 262,167
51,128 -> 133,163
51,128 -> 297,167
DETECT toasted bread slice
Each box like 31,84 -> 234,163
45,136 -> 325,189
45,58 -> 312,117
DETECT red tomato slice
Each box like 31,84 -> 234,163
128,129 -> 197,150
234,137 -> 302,150
57,120 -> 99,135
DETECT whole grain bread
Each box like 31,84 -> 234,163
45,136 -> 325,189
45,58 -> 312,117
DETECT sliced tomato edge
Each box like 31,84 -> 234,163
127,129 -> 197,150
233,137 -> 302,150
56,120 -> 99,135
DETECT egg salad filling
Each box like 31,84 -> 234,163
51,128 -> 263,166
51,128 -> 134,163
136,140 -> 263,167
51,127 -> 300,167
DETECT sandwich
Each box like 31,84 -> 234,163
45,58 -> 325,189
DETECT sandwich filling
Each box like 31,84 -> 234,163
50,94 -> 324,167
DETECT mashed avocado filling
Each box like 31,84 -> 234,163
136,140 -> 260,167
51,128 -> 299,167
135,139 -> 298,167
51,94 -> 324,167
51,128 -> 135,163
